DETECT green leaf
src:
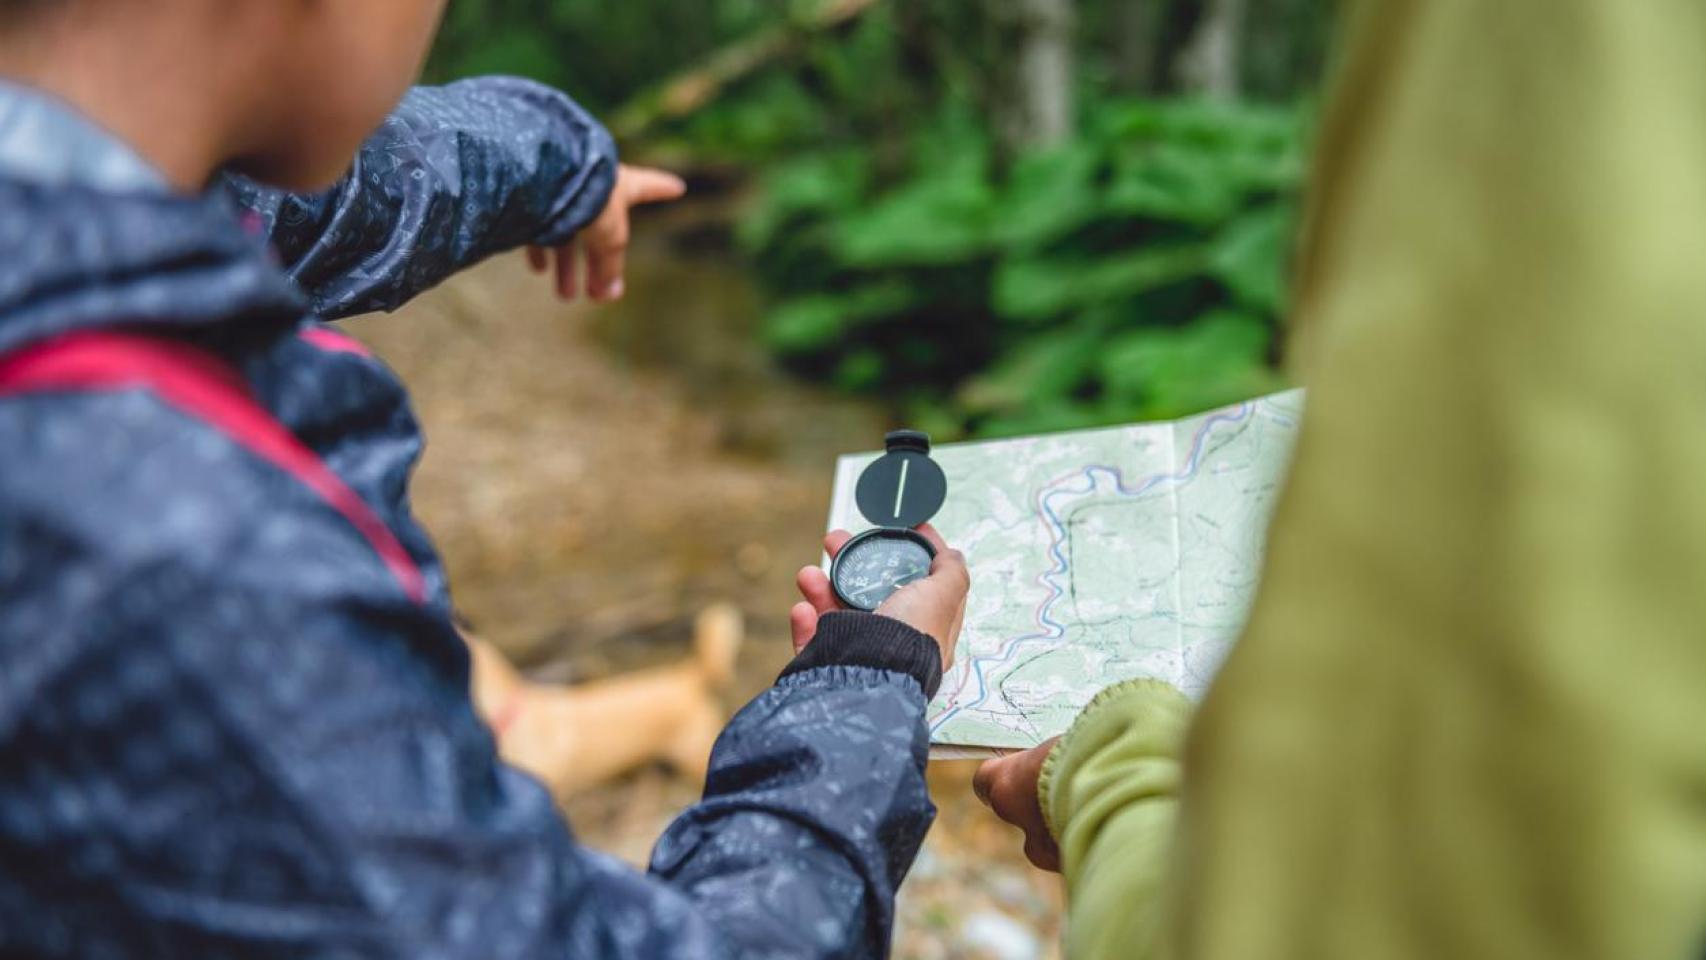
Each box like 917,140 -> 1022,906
973,401 -> 1120,440
903,397 -> 969,444
438,29 -> 564,88
834,349 -> 885,391
833,149 -> 998,267
740,150 -> 872,252
1211,205 -> 1295,313
1100,100 -> 1307,223
993,245 -> 1207,320
1106,143 -> 1246,224
957,327 -> 1101,415
834,187 -> 997,266
1100,310 -> 1280,418
1096,99 -> 1301,156
762,283 -> 917,353
991,142 -> 1104,249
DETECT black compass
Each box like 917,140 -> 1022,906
831,430 -> 948,612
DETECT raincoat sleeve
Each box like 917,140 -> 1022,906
1042,1 -> 1706,958
0,472 -> 936,958
224,77 -> 618,319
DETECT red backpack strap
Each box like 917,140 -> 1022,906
0,331 -> 427,604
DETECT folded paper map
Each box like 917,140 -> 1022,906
827,391 -> 1304,752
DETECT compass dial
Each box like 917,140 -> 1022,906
831,529 -> 936,611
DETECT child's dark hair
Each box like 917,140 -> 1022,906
0,0 -> 63,31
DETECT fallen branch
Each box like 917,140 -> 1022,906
609,0 -> 883,142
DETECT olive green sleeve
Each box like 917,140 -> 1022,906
1157,2 -> 1706,958
1046,4 -> 1706,958
1038,680 -> 1192,960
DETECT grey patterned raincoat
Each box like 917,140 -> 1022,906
0,77 -> 938,959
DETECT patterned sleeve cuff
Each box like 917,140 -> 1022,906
779,612 -> 944,700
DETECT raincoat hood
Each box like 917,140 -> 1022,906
0,81 -> 305,357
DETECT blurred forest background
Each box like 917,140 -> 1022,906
428,0 -> 1335,439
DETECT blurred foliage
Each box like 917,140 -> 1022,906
430,0 -> 1332,438
743,97 -> 1309,438
430,0 -> 799,112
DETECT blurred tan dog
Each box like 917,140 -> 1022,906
466,604 -> 742,799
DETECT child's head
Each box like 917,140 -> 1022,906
238,0 -> 452,189
0,0 -> 450,190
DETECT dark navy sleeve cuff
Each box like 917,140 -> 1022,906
779,611 -> 944,700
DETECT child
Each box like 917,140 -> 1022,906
0,2 -> 968,956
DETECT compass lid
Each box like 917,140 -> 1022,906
855,431 -> 947,529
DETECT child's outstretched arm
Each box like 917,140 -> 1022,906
224,76 -> 630,319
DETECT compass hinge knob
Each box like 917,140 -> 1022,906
885,430 -> 931,455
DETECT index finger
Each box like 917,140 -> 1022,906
824,529 -> 853,559
973,758 -> 1000,807
625,167 -> 688,206
915,522 -> 949,554
929,545 -> 969,590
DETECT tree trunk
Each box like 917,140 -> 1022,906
1111,0 -> 1168,95
990,0 -> 1078,161
1177,0 -> 1246,98
1244,0 -> 1333,100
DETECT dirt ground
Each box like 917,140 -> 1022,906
345,234 -> 1064,959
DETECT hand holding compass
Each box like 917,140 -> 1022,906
790,431 -> 967,666
831,431 -> 949,611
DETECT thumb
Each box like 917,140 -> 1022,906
789,601 -> 819,654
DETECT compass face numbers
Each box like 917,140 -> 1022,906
830,529 -> 936,612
